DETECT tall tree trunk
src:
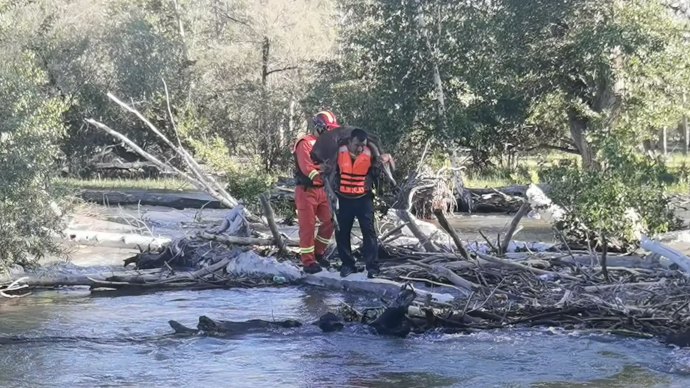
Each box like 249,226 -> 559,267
567,109 -> 597,169
681,92 -> 690,155
260,36 -> 272,171
642,139 -> 654,153
570,51 -> 624,170
412,0 -> 446,132
261,37 -> 270,88
170,0 -> 192,83
659,127 -> 668,155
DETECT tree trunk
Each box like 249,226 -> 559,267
260,36 -> 272,171
681,93 -> 690,155
412,0 -> 446,132
569,52 -> 623,170
642,139 -> 654,153
659,127 -> 668,155
261,37 -> 270,88
567,109 -> 597,170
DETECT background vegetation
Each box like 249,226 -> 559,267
2,0 -> 690,266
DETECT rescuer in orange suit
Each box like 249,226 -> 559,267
292,111 -> 339,274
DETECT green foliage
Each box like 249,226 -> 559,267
224,157 -> 277,213
0,50 -> 70,269
2,0 -> 690,256
543,135 -> 681,248
309,0 -> 690,170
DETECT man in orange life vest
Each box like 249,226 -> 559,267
292,110 -> 339,274
335,128 -> 393,278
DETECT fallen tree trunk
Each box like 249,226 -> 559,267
169,315 -> 302,336
396,210 -> 439,252
639,235 -> 690,275
467,184 -> 551,197
0,269 -> 164,289
80,189 -> 224,210
57,229 -> 171,249
302,270 -> 457,304
85,90 -> 263,224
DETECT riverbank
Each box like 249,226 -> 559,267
57,157 -> 690,195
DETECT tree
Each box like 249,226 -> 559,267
0,49 -> 70,268
493,0 -> 690,168
311,0 -> 690,170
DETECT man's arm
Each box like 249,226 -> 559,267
295,139 -> 322,184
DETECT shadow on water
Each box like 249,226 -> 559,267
345,371 -> 460,388
1,285 -> 690,388
527,364 -> 671,388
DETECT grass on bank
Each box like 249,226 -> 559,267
59,177 -> 195,191
58,149 -> 690,195
59,175 -> 690,194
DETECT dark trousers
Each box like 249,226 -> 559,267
335,194 -> 379,269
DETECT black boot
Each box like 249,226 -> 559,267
366,264 -> 381,279
303,263 -> 323,274
339,264 -> 356,278
315,255 -> 331,269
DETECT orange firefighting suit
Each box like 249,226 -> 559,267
292,135 -> 335,266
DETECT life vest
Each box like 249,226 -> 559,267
292,135 -> 321,187
337,145 -> 372,197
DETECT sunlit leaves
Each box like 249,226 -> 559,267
0,51 -> 69,268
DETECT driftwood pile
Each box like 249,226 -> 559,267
41,193 -> 687,346
102,209 -> 690,346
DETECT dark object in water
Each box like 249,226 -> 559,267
665,330 -> 690,347
314,312 -> 344,333
198,316 -> 302,333
167,285 -> 419,339
168,316 -> 302,336
366,284 -> 417,338
168,320 -> 198,335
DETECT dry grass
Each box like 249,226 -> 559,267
59,177 -> 194,191
58,149 -> 690,194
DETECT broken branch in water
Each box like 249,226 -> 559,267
259,193 -> 287,254
396,209 -> 438,252
432,209 -> 471,260
500,202 -> 532,255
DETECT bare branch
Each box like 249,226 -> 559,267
265,66 -> 299,76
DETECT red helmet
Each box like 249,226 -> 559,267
312,110 -> 338,133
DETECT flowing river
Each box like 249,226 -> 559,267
2,203 -> 690,387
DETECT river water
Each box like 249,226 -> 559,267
2,204 -> 690,387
